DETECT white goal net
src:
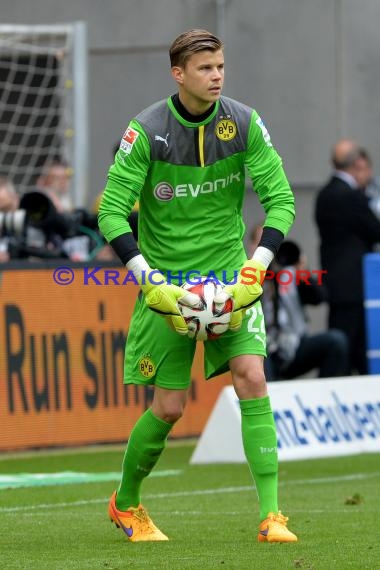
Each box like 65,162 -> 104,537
0,23 -> 88,206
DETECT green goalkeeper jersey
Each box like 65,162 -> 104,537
99,95 -> 295,280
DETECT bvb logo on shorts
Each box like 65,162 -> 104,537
138,354 -> 156,379
215,117 -> 237,141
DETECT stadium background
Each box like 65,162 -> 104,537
1,0 -> 380,449
3,0 -> 380,276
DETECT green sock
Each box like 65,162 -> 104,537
116,408 -> 173,511
240,396 -> 279,521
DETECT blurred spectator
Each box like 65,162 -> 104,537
0,171 -> 108,262
0,176 -> 20,261
355,147 -> 380,220
264,241 -> 350,380
0,176 -> 19,212
36,159 -> 73,212
315,138 -> 380,375
35,159 -> 108,260
248,225 -> 349,379
0,180 -> 63,261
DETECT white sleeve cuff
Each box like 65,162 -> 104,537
251,246 -> 274,269
126,254 -> 151,283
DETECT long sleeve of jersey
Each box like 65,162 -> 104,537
98,121 -> 150,244
245,111 -> 295,236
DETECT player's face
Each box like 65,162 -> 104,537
172,49 -> 224,115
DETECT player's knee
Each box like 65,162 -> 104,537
233,368 -> 266,399
154,401 -> 185,424
160,407 -> 184,424
152,387 -> 188,424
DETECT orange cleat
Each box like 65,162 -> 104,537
108,491 -> 169,542
258,511 -> 298,543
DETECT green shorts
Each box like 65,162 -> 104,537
124,294 -> 267,390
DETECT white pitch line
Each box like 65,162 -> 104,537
282,471 -> 380,485
150,507 -> 380,516
0,469 -> 181,490
1,471 -> 379,514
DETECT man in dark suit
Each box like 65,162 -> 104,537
315,139 -> 380,374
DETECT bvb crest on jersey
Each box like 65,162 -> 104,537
215,117 -> 237,141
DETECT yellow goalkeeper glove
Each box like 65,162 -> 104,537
224,259 -> 266,331
141,270 -> 199,335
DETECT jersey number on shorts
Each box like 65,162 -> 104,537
246,305 -> 266,347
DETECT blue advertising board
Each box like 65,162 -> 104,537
364,253 -> 380,374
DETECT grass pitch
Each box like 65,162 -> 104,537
0,443 -> 379,569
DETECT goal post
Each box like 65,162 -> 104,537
0,22 -> 88,207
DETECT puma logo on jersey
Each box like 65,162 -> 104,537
154,133 -> 170,147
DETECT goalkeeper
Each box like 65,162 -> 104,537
98,29 -> 297,544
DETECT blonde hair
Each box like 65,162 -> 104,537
169,29 -> 223,68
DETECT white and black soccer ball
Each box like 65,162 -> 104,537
178,279 -> 233,341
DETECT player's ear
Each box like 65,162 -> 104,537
171,66 -> 184,84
